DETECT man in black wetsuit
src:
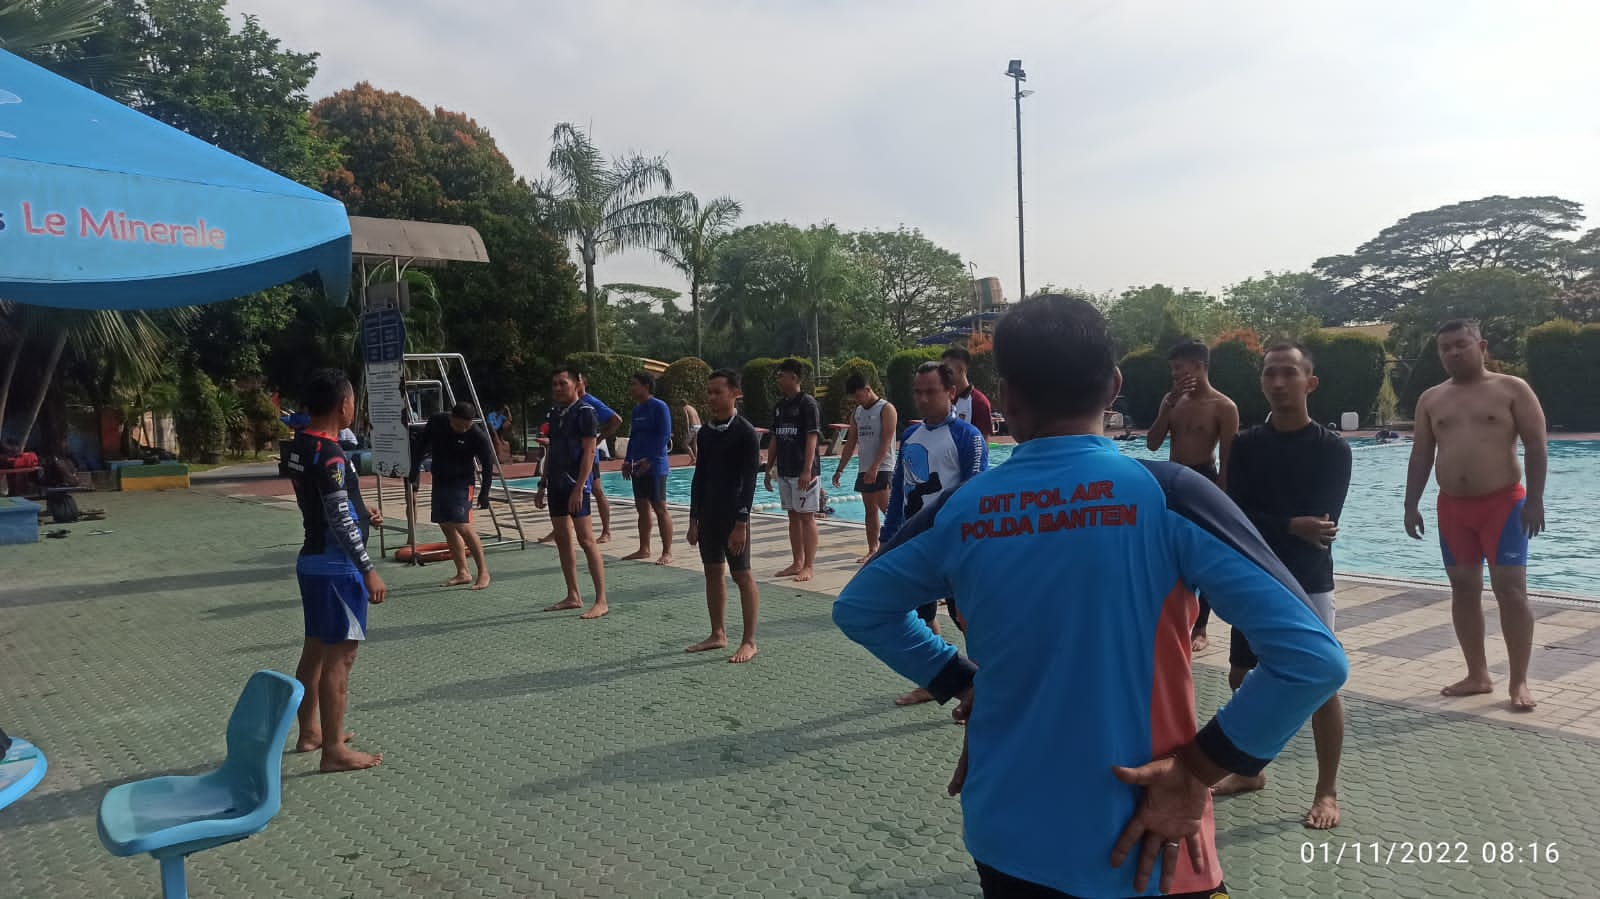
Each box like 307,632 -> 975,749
1221,342 -> 1352,830
410,402 -> 497,590
686,368 -> 762,663
286,369 -> 386,773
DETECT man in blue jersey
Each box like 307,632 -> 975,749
622,372 -> 675,565
538,367 -> 609,619
834,295 -> 1347,899
286,369 -> 386,774
537,373 -> 622,545
882,360 -> 987,706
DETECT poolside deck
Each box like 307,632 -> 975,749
2,484 -> 1597,897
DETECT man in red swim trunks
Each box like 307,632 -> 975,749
1405,319 -> 1547,712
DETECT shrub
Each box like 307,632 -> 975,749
1208,337 -> 1268,425
658,356 -> 712,453
885,348 -> 943,421
1525,319 -> 1600,428
174,367 -> 226,461
740,356 -> 814,429
1116,348 -> 1169,427
563,352 -> 645,437
1302,331 -> 1387,427
1396,345 -> 1446,418
242,390 -> 287,452
825,358 -> 883,425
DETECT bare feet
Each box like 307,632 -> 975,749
621,549 -> 652,561
1440,676 -> 1494,698
579,601 -> 610,620
319,746 -> 382,773
1510,682 -> 1538,712
655,553 -> 673,566
1212,773 -> 1267,796
536,532 -> 557,544
687,635 -> 729,654
1190,629 -> 1209,653
441,573 -> 472,587
792,567 -> 814,583
729,642 -> 758,663
1305,793 -> 1340,829
895,688 -> 934,706
775,563 -> 801,578
543,597 -> 583,612
294,731 -> 354,753
598,531 -> 613,544
856,553 -> 872,565
470,575 -> 491,591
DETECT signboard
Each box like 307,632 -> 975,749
362,309 -> 410,478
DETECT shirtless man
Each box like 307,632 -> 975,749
1146,339 -> 1240,652
1405,320 -> 1546,712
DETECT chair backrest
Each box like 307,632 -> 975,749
219,671 -> 304,808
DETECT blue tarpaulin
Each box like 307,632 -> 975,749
0,50 -> 350,310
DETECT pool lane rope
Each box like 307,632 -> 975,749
751,492 -> 863,514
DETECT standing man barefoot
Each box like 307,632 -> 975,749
1406,320 -> 1547,712
538,373 -> 621,544
686,369 -> 762,663
621,372 -> 675,565
1147,339 -> 1240,652
1220,343 -> 1352,829
832,374 -> 898,564
409,402 -> 496,590
537,367 -> 609,619
766,358 -> 822,583
287,369 -> 386,773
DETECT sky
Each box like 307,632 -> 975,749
237,0 -> 1600,304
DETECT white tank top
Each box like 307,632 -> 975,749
853,399 -> 896,473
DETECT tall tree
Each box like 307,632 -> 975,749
1105,285 -> 1233,355
1223,271 -> 1326,340
1313,195 -> 1585,324
0,0 -> 133,88
848,227 -> 970,345
539,123 -> 678,352
1388,268 -> 1556,367
658,193 -> 741,358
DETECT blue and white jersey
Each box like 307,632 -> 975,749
881,414 -> 987,544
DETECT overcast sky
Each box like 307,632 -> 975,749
238,0 -> 1600,303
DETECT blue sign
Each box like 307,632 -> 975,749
361,309 -> 406,364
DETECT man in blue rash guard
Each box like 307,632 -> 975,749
621,371 -> 675,565
833,295 -> 1347,899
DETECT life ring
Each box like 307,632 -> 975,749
396,542 -> 452,563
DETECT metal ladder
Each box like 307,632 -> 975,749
370,352 -> 529,563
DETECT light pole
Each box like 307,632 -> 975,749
1006,59 -> 1031,301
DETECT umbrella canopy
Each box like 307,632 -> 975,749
0,50 -> 350,310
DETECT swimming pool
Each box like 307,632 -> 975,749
509,440 -> 1600,596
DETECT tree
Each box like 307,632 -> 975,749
1105,285 -> 1233,355
0,0 -> 135,88
1313,195 -> 1585,323
601,283 -> 693,362
658,193 -> 741,358
848,227 -> 970,345
1224,272 -> 1327,340
1387,268 -> 1556,367
539,122 -> 678,352
1556,228 -> 1600,322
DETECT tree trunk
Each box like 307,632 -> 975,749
583,241 -> 600,353
18,330 -> 67,449
691,276 -> 702,359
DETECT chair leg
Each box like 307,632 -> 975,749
158,855 -> 189,899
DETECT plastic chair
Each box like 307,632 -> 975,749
0,735 -> 48,812
97,670 -> 304,899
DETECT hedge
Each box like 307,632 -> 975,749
1207,338 -> 1268,425
1116,348 -> 1169,427
1302,331 -> 1387,427
825,358 -> 883,425
886,348 -> 943,421
658,356 -> 712,453
564,351 -> 646,438
1397,345 -> 1446,418
1526,319 -> 1600,428
740,356 -> 814,429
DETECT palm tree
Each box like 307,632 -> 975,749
658,193 -> 741,358
539,122 -> 678,352
0,0 -> 131,90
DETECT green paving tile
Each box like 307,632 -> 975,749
1,490 -> 1597,897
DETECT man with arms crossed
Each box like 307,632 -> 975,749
622,372 -> 675,566
834,295 -> 1346,899
1406,319 -> 1547,712
766,358 -> 822,583
882,360 -> 986,706
942,346 -> 994,436
1147,339 -> 1240,653
832,374 -> 898,564
287,369 -> 386,773
1222,343 -> 1352,829
537,372 -> 621,545
538,367 -> 610,619
686,369 -> 762,663
409,402 -> 496,589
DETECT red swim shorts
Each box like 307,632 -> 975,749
1437,484 -> 1529,568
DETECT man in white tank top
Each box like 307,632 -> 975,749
832,374 -> 898,563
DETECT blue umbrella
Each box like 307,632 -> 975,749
0,50 -> 350,310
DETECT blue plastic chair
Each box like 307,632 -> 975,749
0,736 -> 48,812
97,670 -> 305,899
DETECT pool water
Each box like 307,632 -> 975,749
509,439 -> 1600,597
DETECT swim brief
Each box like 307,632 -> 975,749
1186,462 -> 1219,484
1437,484 -> 1529,568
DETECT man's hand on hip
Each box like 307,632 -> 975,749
1109,756 -> 1211,894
